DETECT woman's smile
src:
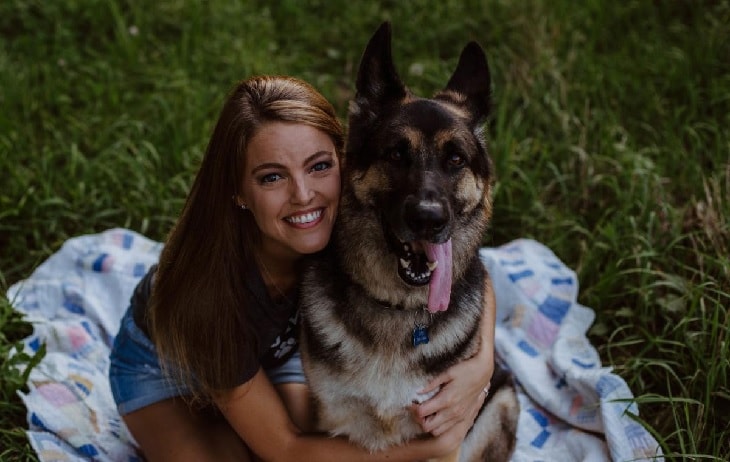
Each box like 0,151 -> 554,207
285,208 -> 324,228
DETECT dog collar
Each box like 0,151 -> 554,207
375,300 -> 407,311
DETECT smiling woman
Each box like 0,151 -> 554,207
107,76 -> 348,460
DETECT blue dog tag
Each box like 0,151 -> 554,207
412,325 -> 429,347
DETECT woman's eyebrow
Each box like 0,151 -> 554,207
250,162 -> 285,175
304,150 -> 335,164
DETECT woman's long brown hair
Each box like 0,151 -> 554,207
149,76 -> 344,404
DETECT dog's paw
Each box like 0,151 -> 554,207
411,385 -> 441,404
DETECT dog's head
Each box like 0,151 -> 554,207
337,22 -> 493,312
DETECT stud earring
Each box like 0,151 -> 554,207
232,195 -> 247,210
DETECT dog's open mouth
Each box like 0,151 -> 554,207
397,241 -> 436,286
396,239 -> 453,313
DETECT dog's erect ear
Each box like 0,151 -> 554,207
355,22 -> 407,105
438,42 -> 491,124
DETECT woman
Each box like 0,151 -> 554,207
109,75 -> 495,461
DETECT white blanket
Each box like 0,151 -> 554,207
8,228 -> 663,461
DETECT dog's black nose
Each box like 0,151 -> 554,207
404,197 -> 448,236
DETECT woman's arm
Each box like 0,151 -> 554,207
215,368 -> 474,462
413,274 -> 496,436
275,382 -> 315,432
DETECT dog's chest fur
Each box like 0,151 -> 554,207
300,255 -> 485,451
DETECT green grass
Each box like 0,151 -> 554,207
1,0 -> 728,460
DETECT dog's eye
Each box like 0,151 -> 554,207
448,153 -> 466,168
385,141 -> 410,164
389,150 -> 405,162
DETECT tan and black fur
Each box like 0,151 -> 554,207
299,22 -> 518,461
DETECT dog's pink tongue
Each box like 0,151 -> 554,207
424,239 -> 452,313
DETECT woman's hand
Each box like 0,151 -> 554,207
414,347 -> 494,435
414,275 -> 496,436
422,394 -> 483,458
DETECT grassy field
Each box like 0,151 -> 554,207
1,0 -> 728,460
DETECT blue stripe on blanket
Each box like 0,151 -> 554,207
508,269 -> 534,282
92,253 -> 109,272
538,295 -> 570,324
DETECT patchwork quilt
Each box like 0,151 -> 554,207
8,228 -> 663,461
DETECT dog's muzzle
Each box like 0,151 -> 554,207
386,191 -> 452,286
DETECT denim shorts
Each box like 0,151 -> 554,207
109,305 -> 306,415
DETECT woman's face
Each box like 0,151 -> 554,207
238,121 -> 341,264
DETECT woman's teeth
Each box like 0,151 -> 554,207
287,210 -> 322,224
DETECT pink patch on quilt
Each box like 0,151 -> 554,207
37,382 -> 77,407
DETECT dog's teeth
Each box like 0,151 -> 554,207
426,260 -> 438,272
400,258 -> 410,269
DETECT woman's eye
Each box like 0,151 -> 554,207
259,173 -> 283,184
311,161 -> 332,172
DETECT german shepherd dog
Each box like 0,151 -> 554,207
299,22 -> 518,462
